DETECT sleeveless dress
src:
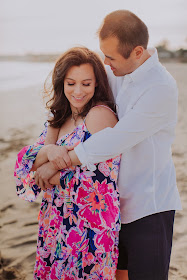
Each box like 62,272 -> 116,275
14,118 -> 121,279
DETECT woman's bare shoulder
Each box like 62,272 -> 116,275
85,105 -> 118,134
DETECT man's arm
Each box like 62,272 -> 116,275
74,84 -> 177,166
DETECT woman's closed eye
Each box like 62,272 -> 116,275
67,83 -> 75,86
83,83 -> 91,86
67,83 -> 91,87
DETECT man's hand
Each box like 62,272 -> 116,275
46,145 -> 72,170
34,162 -> 57,190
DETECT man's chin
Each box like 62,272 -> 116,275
112,70 -> 126,77
112,71 -> 121,77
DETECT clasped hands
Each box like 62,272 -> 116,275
34,145 -> 72,191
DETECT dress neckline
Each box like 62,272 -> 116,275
56,104 -> 116,145
56,121 -> 88,145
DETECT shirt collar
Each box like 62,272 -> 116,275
124,48 -> 159,83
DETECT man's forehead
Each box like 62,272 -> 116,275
99,37 -> 119,56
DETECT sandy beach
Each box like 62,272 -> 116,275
0,62 -> 187,280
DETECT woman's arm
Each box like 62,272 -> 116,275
48,107 -> 118,185
49,171 -> 61,185
32,126 -> 60,170
45,126 -> 60,145
32,125 -> 71,171
15,123 -> 61,199
31,145 -> 50,171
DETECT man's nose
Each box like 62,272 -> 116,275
104,57 -> 110,65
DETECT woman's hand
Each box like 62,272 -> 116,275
34,162 -> 57,190
46,145 -> 72,170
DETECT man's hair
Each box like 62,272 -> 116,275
98,10 -> 149,59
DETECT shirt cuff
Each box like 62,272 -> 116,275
74,143 -> 96,171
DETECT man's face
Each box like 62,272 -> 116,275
100,36 -> 137,76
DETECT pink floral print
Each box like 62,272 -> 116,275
14,121 -> 121,279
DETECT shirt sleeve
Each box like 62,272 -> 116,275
74,84 -> 178,167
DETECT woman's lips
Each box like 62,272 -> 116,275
72,96 -> 85,101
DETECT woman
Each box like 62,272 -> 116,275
14,47 -> 121,279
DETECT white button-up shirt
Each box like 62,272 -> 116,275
74,48 -> 182,224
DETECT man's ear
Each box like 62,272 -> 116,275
133,46 -> 144,59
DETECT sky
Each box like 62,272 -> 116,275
0,0 -> 187,55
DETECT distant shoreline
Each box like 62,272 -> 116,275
0,49 -> 187,63
0,53 -> 60,63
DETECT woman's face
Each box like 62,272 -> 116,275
64,63 -> 97,113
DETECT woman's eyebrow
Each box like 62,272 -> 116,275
65,78 -> 75,81
65,78 -> 92,81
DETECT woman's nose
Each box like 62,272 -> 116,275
74,85 -> 82,95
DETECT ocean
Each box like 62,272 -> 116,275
0,61 -> 54,92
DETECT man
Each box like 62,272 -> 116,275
36,10 -> 182,280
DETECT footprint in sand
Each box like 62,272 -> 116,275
0,254 -> 25,280
11,240 -> 37,249
23,221 -> 38,227
0,204 -> 14,213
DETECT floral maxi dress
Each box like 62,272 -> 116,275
14,122 -> 121,280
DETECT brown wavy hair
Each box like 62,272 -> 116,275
44,47 -> 116,128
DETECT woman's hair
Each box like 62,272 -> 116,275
45,47 -> 115,128
98,10 -> 149,59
